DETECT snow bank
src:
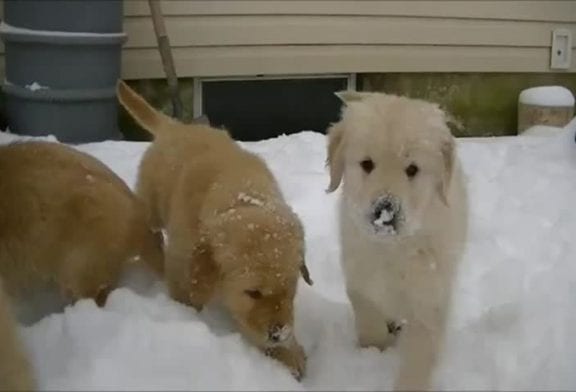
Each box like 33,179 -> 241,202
519,86 -> 575,107
0,129 -> 57,144
2,127 -> 576,390
520,125 -> 566,137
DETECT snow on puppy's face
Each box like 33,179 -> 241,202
208,205 -> 310,347
326,92 -> 455,238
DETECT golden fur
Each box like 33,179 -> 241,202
327,91 -> 468,391
0,141 -> 163,307
117,81 -> 313,380
0,278 -> 34,391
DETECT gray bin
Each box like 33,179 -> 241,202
1,0 -> 126,143
3,84 -> 121,143
2,32 -> 126,90
3,0 -> 123,33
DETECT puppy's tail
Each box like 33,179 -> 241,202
116,80 -> 176,137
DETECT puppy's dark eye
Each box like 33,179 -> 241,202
360,159 -> 374,174
405,163 -> 419,178
245,289 -> 262,299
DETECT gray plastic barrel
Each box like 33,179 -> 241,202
0,0 -> 126,143
2,31 -> 126,90
3,84 -> 119,143
4,0 -> 123,33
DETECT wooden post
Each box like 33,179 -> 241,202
147,0 -> 183,120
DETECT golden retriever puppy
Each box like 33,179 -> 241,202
0,141 -> 163,307
0,278 -> 34,391
117,81 -> 313,380
326,91 -> 468,391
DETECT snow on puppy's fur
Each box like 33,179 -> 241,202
117,81 -> 313,380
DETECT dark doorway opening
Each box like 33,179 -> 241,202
200,76 -> 351,141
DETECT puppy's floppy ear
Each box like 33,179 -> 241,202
444,111 -> 464,133
300,261 -> 313,286
334,90 -> 373,104
437,137 -> 455,206
326,123 -> 345,193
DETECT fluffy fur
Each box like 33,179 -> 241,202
0,141 -> 163,307
327,91 -> 468,391
117,81 -> 313,380
0,278 -> 34,391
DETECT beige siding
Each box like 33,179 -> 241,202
123,1 -> 576,22
123,46 -> 574,79
123,16 -> 576,48
2,1 -> 576,78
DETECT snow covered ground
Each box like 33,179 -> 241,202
2,122 -> 576,391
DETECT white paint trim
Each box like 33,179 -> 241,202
192,78 -> 203,119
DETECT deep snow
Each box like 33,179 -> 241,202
519,86 -> 575,107
2,123 -> 576,391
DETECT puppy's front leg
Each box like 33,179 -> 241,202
165,255 -> 193,308
394,321 -> 441,391
348,290 -> 398,351
59,247 -> 122,307
0,282 -> 35,391
165,245 -> 218,312
264,340 -> 307,381
187,243 -> 218,312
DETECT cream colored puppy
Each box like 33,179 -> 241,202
327,92 -> 468,391
0,278 -> 34,391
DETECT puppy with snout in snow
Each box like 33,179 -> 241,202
117,81 -> 313,380
327,92 -> 468,391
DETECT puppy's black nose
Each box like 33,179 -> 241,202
372,197 -> 396,226
269,334 -> 280,343
375,200 -> 393,216
268,324 -> 284,343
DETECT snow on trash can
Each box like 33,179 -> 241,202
518,86 -> 575,134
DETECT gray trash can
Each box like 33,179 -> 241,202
0,0 -> 126,143
4,0 -> 123,33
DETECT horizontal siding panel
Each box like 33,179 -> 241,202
0,15 -> 569,53
0,45 -> 565,79
1,1 -> 574,77
118,45 -> 575,79
124,1 -> 576,23
121,16 -> 575,49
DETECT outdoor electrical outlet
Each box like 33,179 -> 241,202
550,28 -> 572,70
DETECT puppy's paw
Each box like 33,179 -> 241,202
94,286 -> 111,307
265,343 -> 307,381
386,320 -> 404,336
359,339 -> 393,352
187,292 -> 205,312
167,284 -> 206,312
358,329 -> 399,352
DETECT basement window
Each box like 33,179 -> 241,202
193,74 -> 356,142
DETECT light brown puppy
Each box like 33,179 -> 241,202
327,92 -> 468,391
0,278 -> 34,391
117,81 -> 313,380
0,141 -> 163,307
